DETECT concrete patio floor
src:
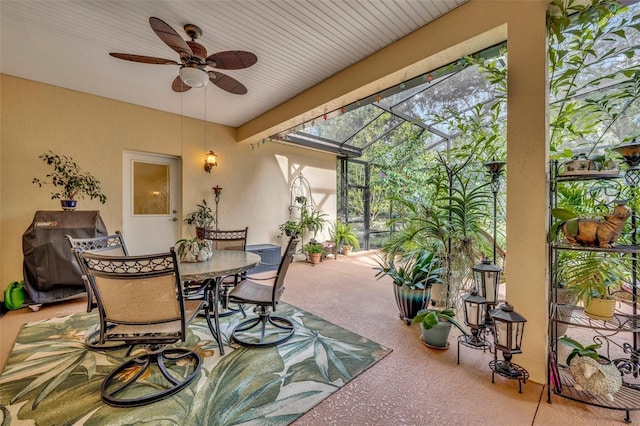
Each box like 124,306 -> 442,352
1,249 -> 637,425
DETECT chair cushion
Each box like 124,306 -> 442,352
228,279 -> 275,304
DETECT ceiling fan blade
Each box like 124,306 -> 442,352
109,53 -> 179,65
172,76 -> 192,93
187,41 -> 207,59
149,17 -> 192,58
208,71 -> 248,95
206,51 -> 257,70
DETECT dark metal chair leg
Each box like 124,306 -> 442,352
101,347 -> 201,407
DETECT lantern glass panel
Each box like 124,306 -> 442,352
463,297 -> 486,327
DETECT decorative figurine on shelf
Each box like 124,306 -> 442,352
560,337 -> 622,402
556,203 -> 631,248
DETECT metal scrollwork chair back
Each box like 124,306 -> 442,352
75,248 -> 203,407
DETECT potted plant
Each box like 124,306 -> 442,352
32,151 -> 107,210
278,220 -> 301,237
330,220 -> 360,255
175,237 -> 213,263
413,307 -> 467,349
300,208 -> 328,241
562,252 -> 628,321
184,199 -> 216,239
303,242 -> 324,264
374,249 -> 442,325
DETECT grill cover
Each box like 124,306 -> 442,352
22,210 -> 107,304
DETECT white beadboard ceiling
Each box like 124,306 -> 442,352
0,0 -> 467,127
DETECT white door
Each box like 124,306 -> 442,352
123,151 -> 181,254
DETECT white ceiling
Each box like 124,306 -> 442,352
0,0 -> 467,127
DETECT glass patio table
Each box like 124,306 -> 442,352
180,250 -> 261,355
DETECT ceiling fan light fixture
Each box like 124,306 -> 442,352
179,66 -> 209,88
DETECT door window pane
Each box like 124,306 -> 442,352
133,162 -> 169,215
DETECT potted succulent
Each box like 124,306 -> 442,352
413,307 -> 467,349
374,249 -> 442,325
184,199 -> 216,239
303,242 -> 324,264
330,220 -> 360,255
32,151 -> 107,210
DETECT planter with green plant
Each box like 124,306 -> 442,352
330,220 -> 360,255
303,242 -> 324,264
279,220 -> 301,237
184,199 -> 216,239
32,151 -> 107,210
413,307 -> 468,349
561,252 -> 628,321
175,237 -> 213,263
375,249 -> 442,325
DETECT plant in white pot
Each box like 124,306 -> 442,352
32,151 -> 107,210
374,249 -> 442,325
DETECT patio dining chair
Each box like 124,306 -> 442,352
66,231 -> 129,313
227,236 -> 298,347
66,232 -> 130,350
75,248 -> 203,407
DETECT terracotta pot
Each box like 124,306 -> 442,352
342,245 -> 351,256
309,253 -> 321,264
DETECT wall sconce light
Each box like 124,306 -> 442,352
204,151 -> 218,173
488,302 -> 529,393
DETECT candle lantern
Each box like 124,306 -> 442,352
457,290 -> 491,360
463,290 -> 487,329
472,258 -> 502,323
488,302 -> 529,392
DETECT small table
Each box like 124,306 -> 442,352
180,250 -> 261,355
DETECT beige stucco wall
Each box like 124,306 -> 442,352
0,74 -> 337,293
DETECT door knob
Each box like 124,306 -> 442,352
172,217 -> 178,222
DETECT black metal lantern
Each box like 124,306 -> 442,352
472,258 -> 502,307
463,290 -> 487,329
461,290 -> 489,349
488,302 -> 529,392
485,160 -> 506,193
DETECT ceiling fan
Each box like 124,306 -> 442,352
110,17 -> 257,95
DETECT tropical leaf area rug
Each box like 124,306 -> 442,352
0,302 -> 391,425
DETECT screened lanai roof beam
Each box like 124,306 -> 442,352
376,102 -> 451,140
283,133 -> 362,157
